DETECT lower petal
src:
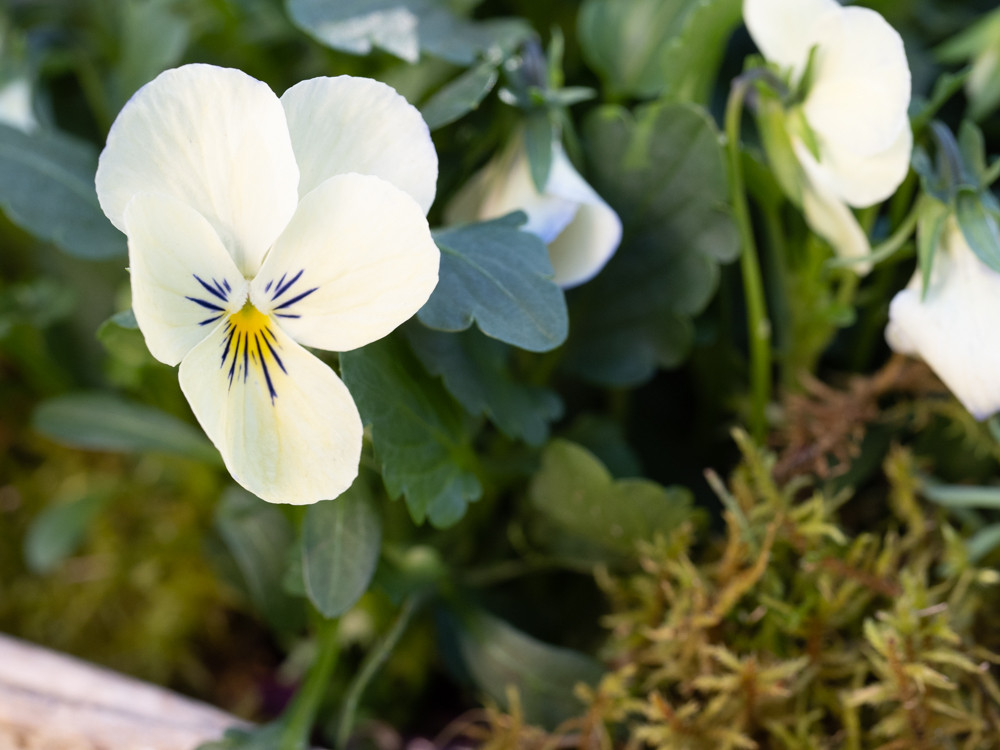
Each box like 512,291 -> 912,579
887,225 -> 1000,421
179,312 -> 363,504
821,125 -> 913,209
545,146 -> 623,288
795,141 -> 872,273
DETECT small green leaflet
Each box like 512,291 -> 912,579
421,61 -> 500,131
340,335 -> 482,528
0,125 -> 126,260
24,491 -> 111,574
419,213 -> 569,353
530,439 -> 692,556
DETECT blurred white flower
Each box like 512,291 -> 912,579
96,64 -> 440,504
887,221 -> 1000,420
744,0 -> 912,269
0,77 -> 36,132
446,132 -> 622,289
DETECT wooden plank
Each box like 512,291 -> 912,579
0,633 -> 246,750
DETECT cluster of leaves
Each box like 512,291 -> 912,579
469,434 -> 1000,749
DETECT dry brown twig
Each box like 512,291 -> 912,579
773,355 -> 946,482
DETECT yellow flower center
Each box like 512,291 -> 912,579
222,301 -> 286,401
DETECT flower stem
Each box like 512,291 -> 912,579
825,199 -> 921,270
279,617 -> 340,750
726,77 -> 772,444
336,595 -> 422,749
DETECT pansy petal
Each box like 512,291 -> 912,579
743,0 -> 839,77
281,76 -> 438,214
179,316 -> 362,505
887,224 -> 1000,420
124,193 -> 246,366
803,6 -> 911,158
822,124 -> 913,208
474,140 -> 580,243
96,64 -> 299,277
795,141 -> 872,274
249,174 -> 439,353
545,147 -> 622,288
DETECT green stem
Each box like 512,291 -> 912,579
825,200 -> 921,270
279,617 -> 341,750
336,595 -> 422,749
726,77 -> 772,444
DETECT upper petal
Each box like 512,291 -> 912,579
96,64 -> 300,277
249,173 -> 439,353
803,6 -> 911,159
743,0 -> 840,77
544,147 -> 622,288
818,122 -> 912,209
280,76 -> 438,215
795,140 -> 872,274
124,192 -> 246,366
887,224 -> 1000,420
179,315 -> 362,504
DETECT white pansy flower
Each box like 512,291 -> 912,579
445,131 -> 622,289
0,77 -> 36,132
744,0 -> 912,268
96,64 -> 440,504
887,221 -> 1000,420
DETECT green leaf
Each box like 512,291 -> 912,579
97,309 -> 155,369
340,335 -> 482,528
405,323 -> 563,446
523,110 -> 554,192
563,102 -> 738,386
0,279 -> 75,339
658,0 -> 742,104
967,523 -> 1000,564
530,439 -> 691,555
958,120 -> 987,180
419,213 -> 569,353
111,0 -> 190,111
32,393 -> 222,465
455,608 -> 604,730
561,414 -> 642,479
420,61 -> 499,130
216,486 -> 303,632
302,478 -> 382,618
24,492 -> 111,574
956,188 -> 1000,273
922,483 -> 1000,510
917,197 -> 949,297
286,0 -> 530,65
0,125 -> 126,259
577,0 -> 690,99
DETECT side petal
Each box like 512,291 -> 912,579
460,136 -> 581,243
179,318 -> 362,505
124,193 -> 247,366
795,141 -> 872,274
887,224 -> 1000,420
821,124 -> 913,208
249,174 -> 439,353
803,6 -> 911,158
96,64 -> 300,277
743,0 -> 839,77
281,76 -> 438,215
545,146 -> 622,288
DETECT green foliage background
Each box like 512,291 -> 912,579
3,0 -> 1000,747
